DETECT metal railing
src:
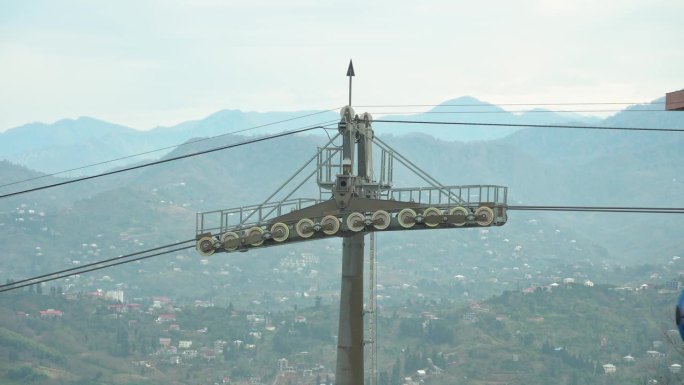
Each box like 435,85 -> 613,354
387,185 -> 507,207
316,146 -> 343,189
197,185 -> 507,235
196,198 -> 323,235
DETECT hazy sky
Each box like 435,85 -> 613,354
1,0 -> 683,131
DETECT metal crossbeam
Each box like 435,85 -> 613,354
194,65 -> 508,385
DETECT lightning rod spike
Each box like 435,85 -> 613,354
347,60 -> 355,107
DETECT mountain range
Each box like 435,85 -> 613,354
1,96 -> 665,175
0,96 -> 683,303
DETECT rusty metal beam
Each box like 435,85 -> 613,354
666,89 -> 684,111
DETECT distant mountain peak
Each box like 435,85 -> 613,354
428,96 -> 505,114
75,116 -> 108,123
525,108 -> 550,113
436,95 -> 490,106
206,109 -> 244,119
49,116 -> 105,128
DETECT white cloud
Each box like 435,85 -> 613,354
0,0 -> 683,131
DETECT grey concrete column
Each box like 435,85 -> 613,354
335,233 -> 365,385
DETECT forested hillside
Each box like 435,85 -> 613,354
0,282 -> 680,385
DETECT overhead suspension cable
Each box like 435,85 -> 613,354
357,101 -> 665,108
2,103 -> 671,190
367,109 -> 666,114
507,205 -> 684,214
372,119 -> 684,133
0,121 -> 338,200
0,241 -> 195,293
0,108 -> 341,189
0,239 -> 195,290
3,205 -> 682,294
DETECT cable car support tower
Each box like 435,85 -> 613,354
194,61 -> 509,385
